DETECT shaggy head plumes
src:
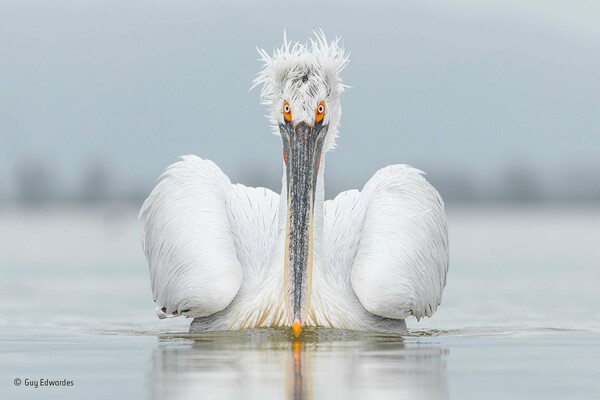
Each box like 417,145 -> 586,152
252,31 -> 349,152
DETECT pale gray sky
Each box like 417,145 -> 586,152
1,0 -> 599,200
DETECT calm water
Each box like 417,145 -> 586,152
1,205 -> 599,399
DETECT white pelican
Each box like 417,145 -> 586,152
140,33 -> 448,337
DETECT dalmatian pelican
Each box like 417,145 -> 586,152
140,32 -> 448,337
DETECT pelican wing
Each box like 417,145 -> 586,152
341,165 -> 449,320
140,155 -> 278,319
322,190 -> 367,295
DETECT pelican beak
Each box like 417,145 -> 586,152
281,120 -> 327,337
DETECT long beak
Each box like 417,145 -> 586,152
281,121 -> 326,338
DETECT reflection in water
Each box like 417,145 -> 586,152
290,341 -> 306,400
150,328 -> 448,400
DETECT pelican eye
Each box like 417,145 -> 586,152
315,101 -> 325,123
283,100 -> 292,122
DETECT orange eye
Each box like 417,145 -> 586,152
283,100 -> 292,122
315,101 -> 325,123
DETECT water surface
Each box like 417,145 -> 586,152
1,205 -> 599,399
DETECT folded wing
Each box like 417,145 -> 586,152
140,155 -> 244,319
350,165 -> 449,320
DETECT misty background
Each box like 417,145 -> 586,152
1,0 -> 599,206
2,4 -> 600,398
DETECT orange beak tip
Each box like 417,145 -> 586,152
292,320 -> 302,338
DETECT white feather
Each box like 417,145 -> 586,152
140,32 -> 449,333
350,165 -> 449,321
252,30 -> 349,151
140,156 -> 243,319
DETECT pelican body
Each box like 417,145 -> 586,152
140,33 -> 448,336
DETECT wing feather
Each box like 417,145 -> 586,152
140,155 -> 243,319
323,190 -> 366,295
225,184 -> 280,287
350,165 -> 449,320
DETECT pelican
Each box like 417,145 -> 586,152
140,33 -> 448,337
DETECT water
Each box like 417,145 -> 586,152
1,205 -> 599,399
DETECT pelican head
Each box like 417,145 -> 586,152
253,32 -> 349,336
